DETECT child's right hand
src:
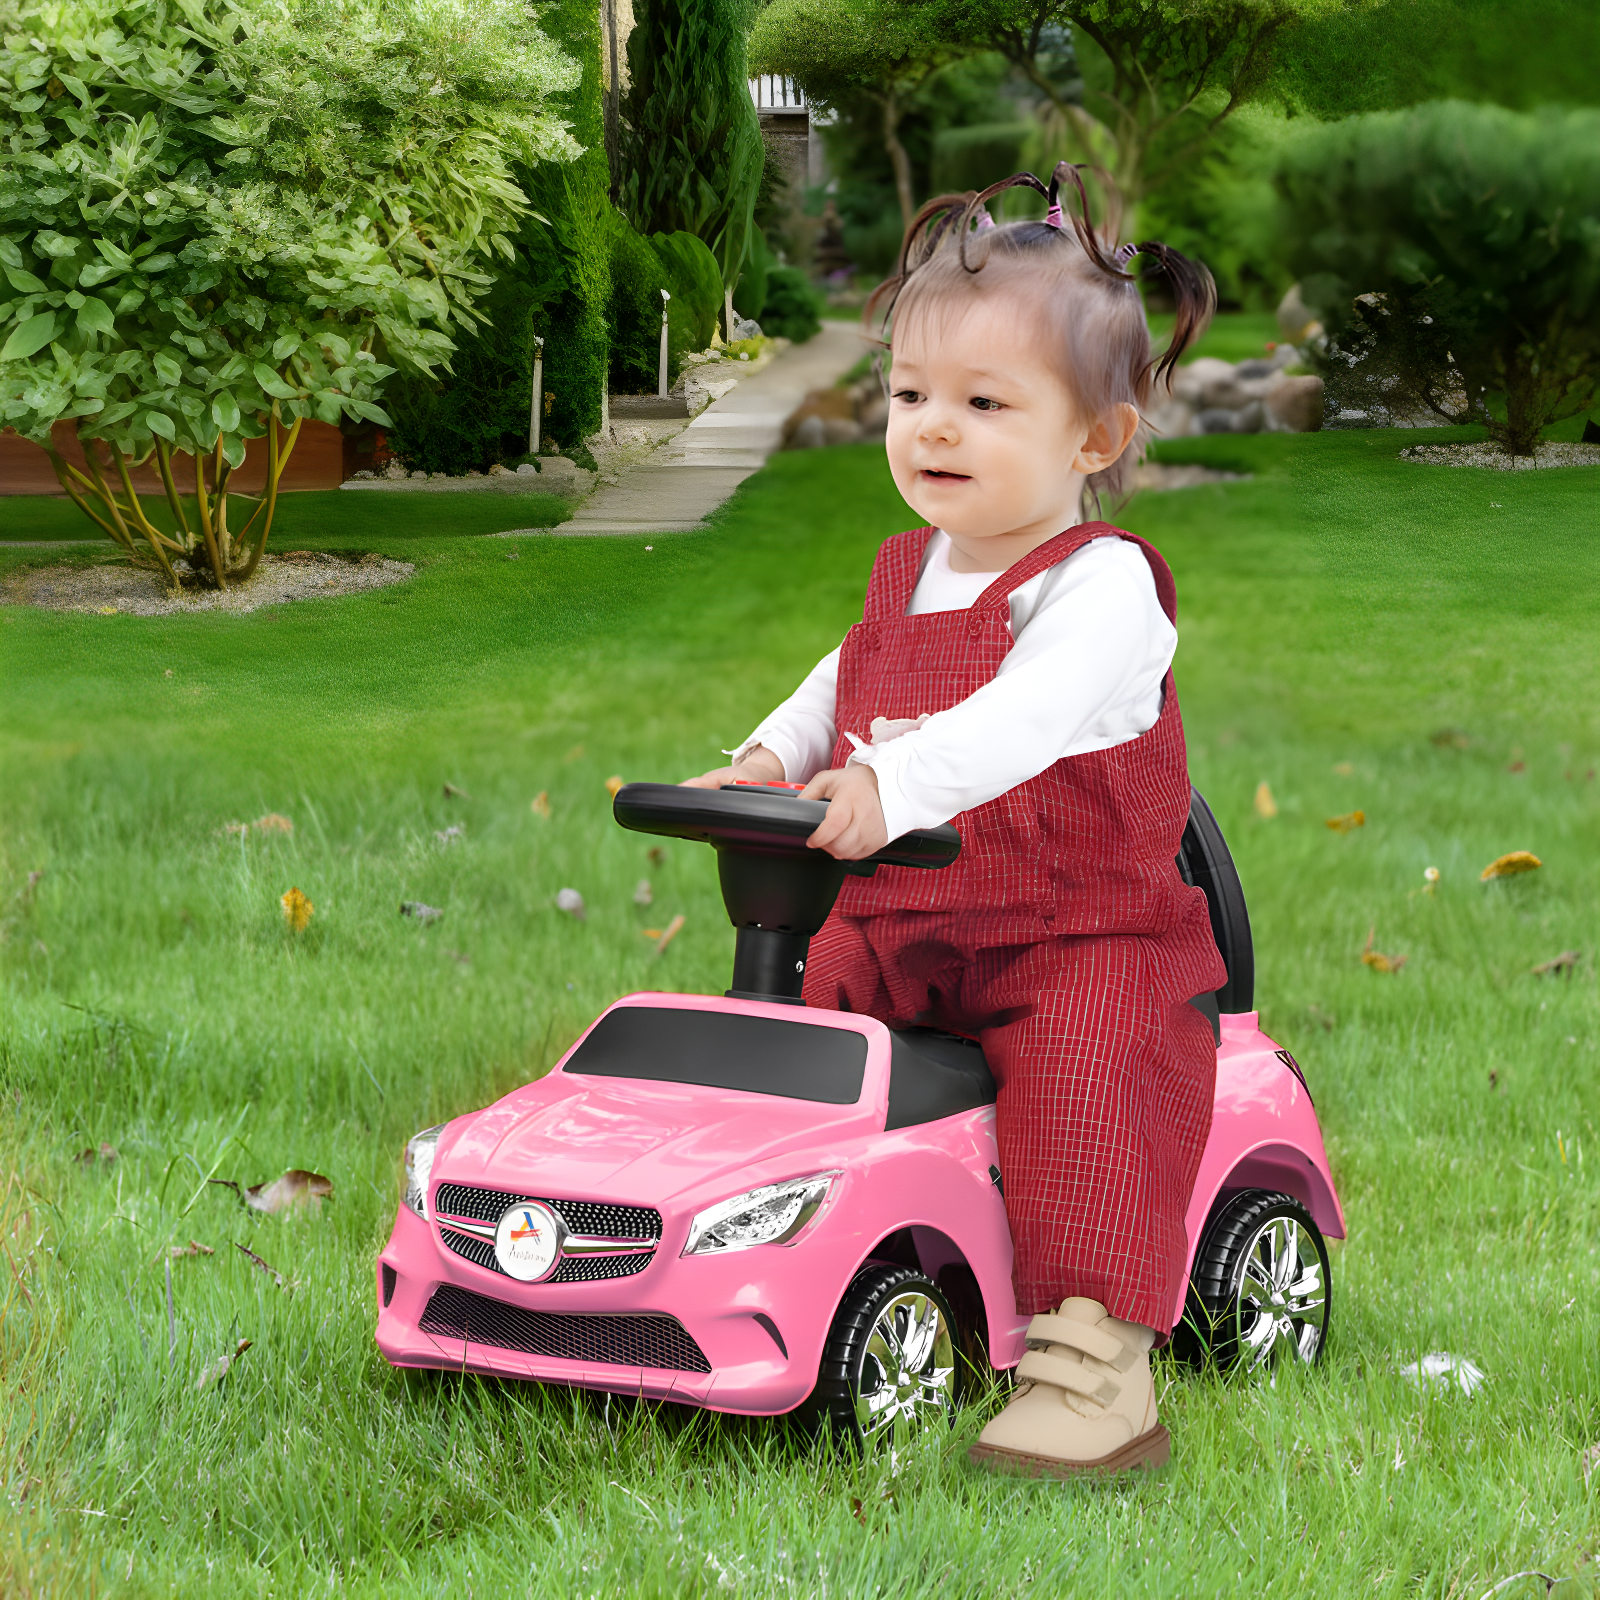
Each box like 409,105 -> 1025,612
680,745 -> 787,789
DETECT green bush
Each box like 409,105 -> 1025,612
1276,101 -> 1600,454
758,267 -> 824,342
0,0 -> 577,580
619,0 -> 765,299
929,121 -> 1030,197
608,218 -> 671,393
651,231 -> 723,362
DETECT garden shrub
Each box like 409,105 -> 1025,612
1276,101 -> 1600,454
758,268 -> 824,343
0,0 -> 577,581
608,217 -> 672,393
618,0 -> 765,302
651,231 -> 723,365
930,122 -> 1031,199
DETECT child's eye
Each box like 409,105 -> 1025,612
892,388 -> 922,404
970,396 -> 1003,412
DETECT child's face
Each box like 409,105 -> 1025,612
885,295 -> 1127,561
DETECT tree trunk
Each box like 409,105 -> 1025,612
882,88 -> 914,232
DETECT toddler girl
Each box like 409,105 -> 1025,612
686,165 -> 1226,1477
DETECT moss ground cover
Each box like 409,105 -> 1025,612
1,431 -> 1597,1595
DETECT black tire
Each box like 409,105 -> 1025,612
793,1264 -> 964,1450
1179,1191 -> 1331,1371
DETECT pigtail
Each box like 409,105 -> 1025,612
1133,242 -> 1217,388
1045,161 -> 1217,392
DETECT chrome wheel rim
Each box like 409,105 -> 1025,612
853,1291 -> 957,1444
1233,1214 -> 1326,1367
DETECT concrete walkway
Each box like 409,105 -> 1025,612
542,321 -> 868,536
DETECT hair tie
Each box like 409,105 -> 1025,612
1112,241 -> 1138,269
1045,203 -> 1063,228
975,208 -> 996,233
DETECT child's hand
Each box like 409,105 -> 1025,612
681,745 -> 786,789
801,764 -> 889,860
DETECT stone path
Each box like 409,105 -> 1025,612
530,321 -> 868,537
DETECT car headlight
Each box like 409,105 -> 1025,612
682,1172 -> 839,1256
401,1125 -> 445,1220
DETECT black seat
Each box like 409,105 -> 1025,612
885,1029 -> 997,1128
1177,789 -> 1255,1019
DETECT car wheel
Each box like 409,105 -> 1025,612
796,1264 -> 963,1450
1183,1190 -> 1330,1371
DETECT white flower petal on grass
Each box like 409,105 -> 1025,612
1399,1352 -> 1485,1396
555,888 -> 586,921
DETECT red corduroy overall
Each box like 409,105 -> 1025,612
801,523 -> 1227,1332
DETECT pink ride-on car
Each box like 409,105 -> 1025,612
376,782 -> 1342,1446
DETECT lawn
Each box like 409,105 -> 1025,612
1,427 -> 1598,1597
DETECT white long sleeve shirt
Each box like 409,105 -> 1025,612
734,531 -> 1178,842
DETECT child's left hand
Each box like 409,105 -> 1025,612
800,764 -> 889,860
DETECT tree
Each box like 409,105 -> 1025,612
921,0 -> 1350,233
618,0 -> 765,308
749,0 -> 961,229
0,0 -> 576,586
1276,102 -> 1600,455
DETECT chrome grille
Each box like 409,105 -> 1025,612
440,1225 -> 654,1284
418,1283 -> 711,1372
434,1183 -> 661,1239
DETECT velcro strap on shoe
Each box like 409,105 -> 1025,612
1015,1349 -> 1119,1408
1024,1315 -> 1140,1371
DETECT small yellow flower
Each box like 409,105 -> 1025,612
1326,810 -> 1366,834
1253,782 -> 1277,819
604,775 -> 625,798
531,791 -> 551,818
281,887 -> 313,931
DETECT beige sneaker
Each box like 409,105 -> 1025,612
968,1297 -> 1169,1477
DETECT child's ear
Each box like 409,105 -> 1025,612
1072,403 -> 1140,475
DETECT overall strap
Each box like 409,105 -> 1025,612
972,522 -> 1179,624
861,527 -> 937,622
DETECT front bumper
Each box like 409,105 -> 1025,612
375,1204 -> 829,1414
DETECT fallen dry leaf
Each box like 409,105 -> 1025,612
1361,926 -> 1408,974
1333,762 -> 1354,776
654,914 -> 686,955
604,775 -> 625,798
235,1170 -> 333,1214
531,791 -> 551,819
222,820 -> 248,836
1532,950 -> 1581,977
280,887 -> 313,932
633,878 -> 653,907
443,784 -> 471,800
254,813 -> 293,834
167,1239 -> 214,1260
1430,728 -> 1471,749
1481,851 -> 1541,881
75,1142 -> 118,1166
555,887 -> 586,921
1253,782 -> 1278,819
195,1338 -> 252,1392
1506,760 -> 1526,774
400,901 -> 443,923
235,1242 -> 294,1290
646,846 -> 665,867
1326,811 -> 1366,834
640,928 -> 662,940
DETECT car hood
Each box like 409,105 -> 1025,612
435,1069 -> 883,1209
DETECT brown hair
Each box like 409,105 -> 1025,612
866,163 -> 1216,503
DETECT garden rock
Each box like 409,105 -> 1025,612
1155,345 -> 1322,438
1267,376 -> 1326,434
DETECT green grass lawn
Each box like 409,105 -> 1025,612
2,429 -> 1598,1597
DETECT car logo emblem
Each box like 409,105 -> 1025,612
494,1200 -> 565,1281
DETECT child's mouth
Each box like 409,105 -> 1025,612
919,469 -> 971,483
